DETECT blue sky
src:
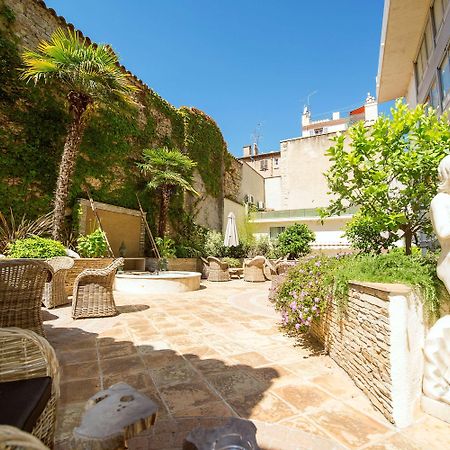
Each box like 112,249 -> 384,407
45,0 -> 385,156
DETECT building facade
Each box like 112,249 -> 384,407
377,0 -> 450,113
237,95 -> 378,253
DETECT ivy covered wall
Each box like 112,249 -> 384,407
0,0 -> 234,233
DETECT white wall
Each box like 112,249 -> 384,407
240,163 -> 265,205
280,133 -> 339,210
264,176 -> 282,210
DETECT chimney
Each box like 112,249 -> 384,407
301,105 -> 311,136
332,112 -> 340,120
252,143 -> 259,156
364,92 -> 378,123
243,145 -> 252,157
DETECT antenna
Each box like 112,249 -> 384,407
306,90 -> 318,107
251,122 -> 263,149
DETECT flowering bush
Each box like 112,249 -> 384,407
270,255 -> 336,332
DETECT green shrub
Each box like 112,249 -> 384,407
155,236 -> 176,258
77,229 -> 108,257
247,235 -> 280,258
204,230 -> 224,257
6,235 -> 66,258
272,255 -> 336,332
345,213 -> 396,253
221,257 -> 241,268
272,252 -> 448,335
277,224 -> 314,259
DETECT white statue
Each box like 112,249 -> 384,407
431,155 -> 450,293
424,155 -> 450,421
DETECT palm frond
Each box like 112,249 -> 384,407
138,147 -> 199,196
20,28 -> 138,104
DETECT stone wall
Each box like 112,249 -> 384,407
1,0 -> 230,233
311,281 -> 425,428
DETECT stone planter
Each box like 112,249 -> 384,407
145,257 -> 201,273
65,258 -> 114,295
310,281 -> 425,428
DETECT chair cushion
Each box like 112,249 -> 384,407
0,376 -> 52,432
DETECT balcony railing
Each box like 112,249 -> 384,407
250,206 -> 358,221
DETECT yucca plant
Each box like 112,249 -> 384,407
137,147 -> 199,237
20,28 -> 138,240
0,209 -> 53,254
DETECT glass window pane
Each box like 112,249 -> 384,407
430,79 -> 440,108
434,0 -> 444,32
440,50 -> 450,103
425,19 -> 434,57
420,39 -> 428,72
417,53 -> 424,82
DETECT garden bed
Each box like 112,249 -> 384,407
310,281 -> 424,428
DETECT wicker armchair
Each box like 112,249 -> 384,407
72,258 -> 124,319
0,426 -> 49,450
207,256 -> 230,282
200,257 -> 210,279
43,256 -> 74,309
0,328 -> 60,448
243,256 -> 266,282
0,260 -> 52,336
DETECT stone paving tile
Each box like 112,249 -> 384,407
43,280 -> 450,449
158,381 -> 220,414
306,400 -> 391,449
59,378 -> 102,405
227,391 -> 298,422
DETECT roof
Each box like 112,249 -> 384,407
376,0 -> 431,102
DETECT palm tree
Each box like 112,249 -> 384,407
20,28 -> 138,240
138,147 -> 199,237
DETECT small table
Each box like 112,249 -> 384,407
229,268 -> 243,279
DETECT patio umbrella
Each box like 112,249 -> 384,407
224,212 -> 239,247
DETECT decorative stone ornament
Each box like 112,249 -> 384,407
183,418 -> 260,450
72,382 -> 158,449
425,155 -> 450,423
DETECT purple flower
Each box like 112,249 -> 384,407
312,305 -> 317,311
295,323 -> 301,330
315,261 -> 321,267
289,301 -> 297,311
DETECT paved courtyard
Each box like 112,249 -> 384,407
44,279 -> 449,449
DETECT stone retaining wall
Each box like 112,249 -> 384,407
311,281 -> 425,428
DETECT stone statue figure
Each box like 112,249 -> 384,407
424,155 -> 450,422
431,154 -> 450,293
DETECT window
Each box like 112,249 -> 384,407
274,158 -> 279,167
429,78 -> 441,109
314,127 -> 323,135
260,159 -> 268,171
425,18 -> 434,57
270,227 -> 285,239
440,47 -> 450,108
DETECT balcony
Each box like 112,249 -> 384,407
250,207 -> 358,223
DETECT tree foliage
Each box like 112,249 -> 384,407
138,147 -> 198,237
345,212 -> 397,254
323,100 -> 450,254
20,28 -> 138,240
277,223 -> 315,259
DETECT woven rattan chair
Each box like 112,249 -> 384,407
207,256 -> 230,282
243,256 -> 266,282
72,258 -> 124,319
200,257 -> 210,279
43,256 -> 74,309
0,260 -> 52,336
0,426 -> 49,450
0,328 -> 60,448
